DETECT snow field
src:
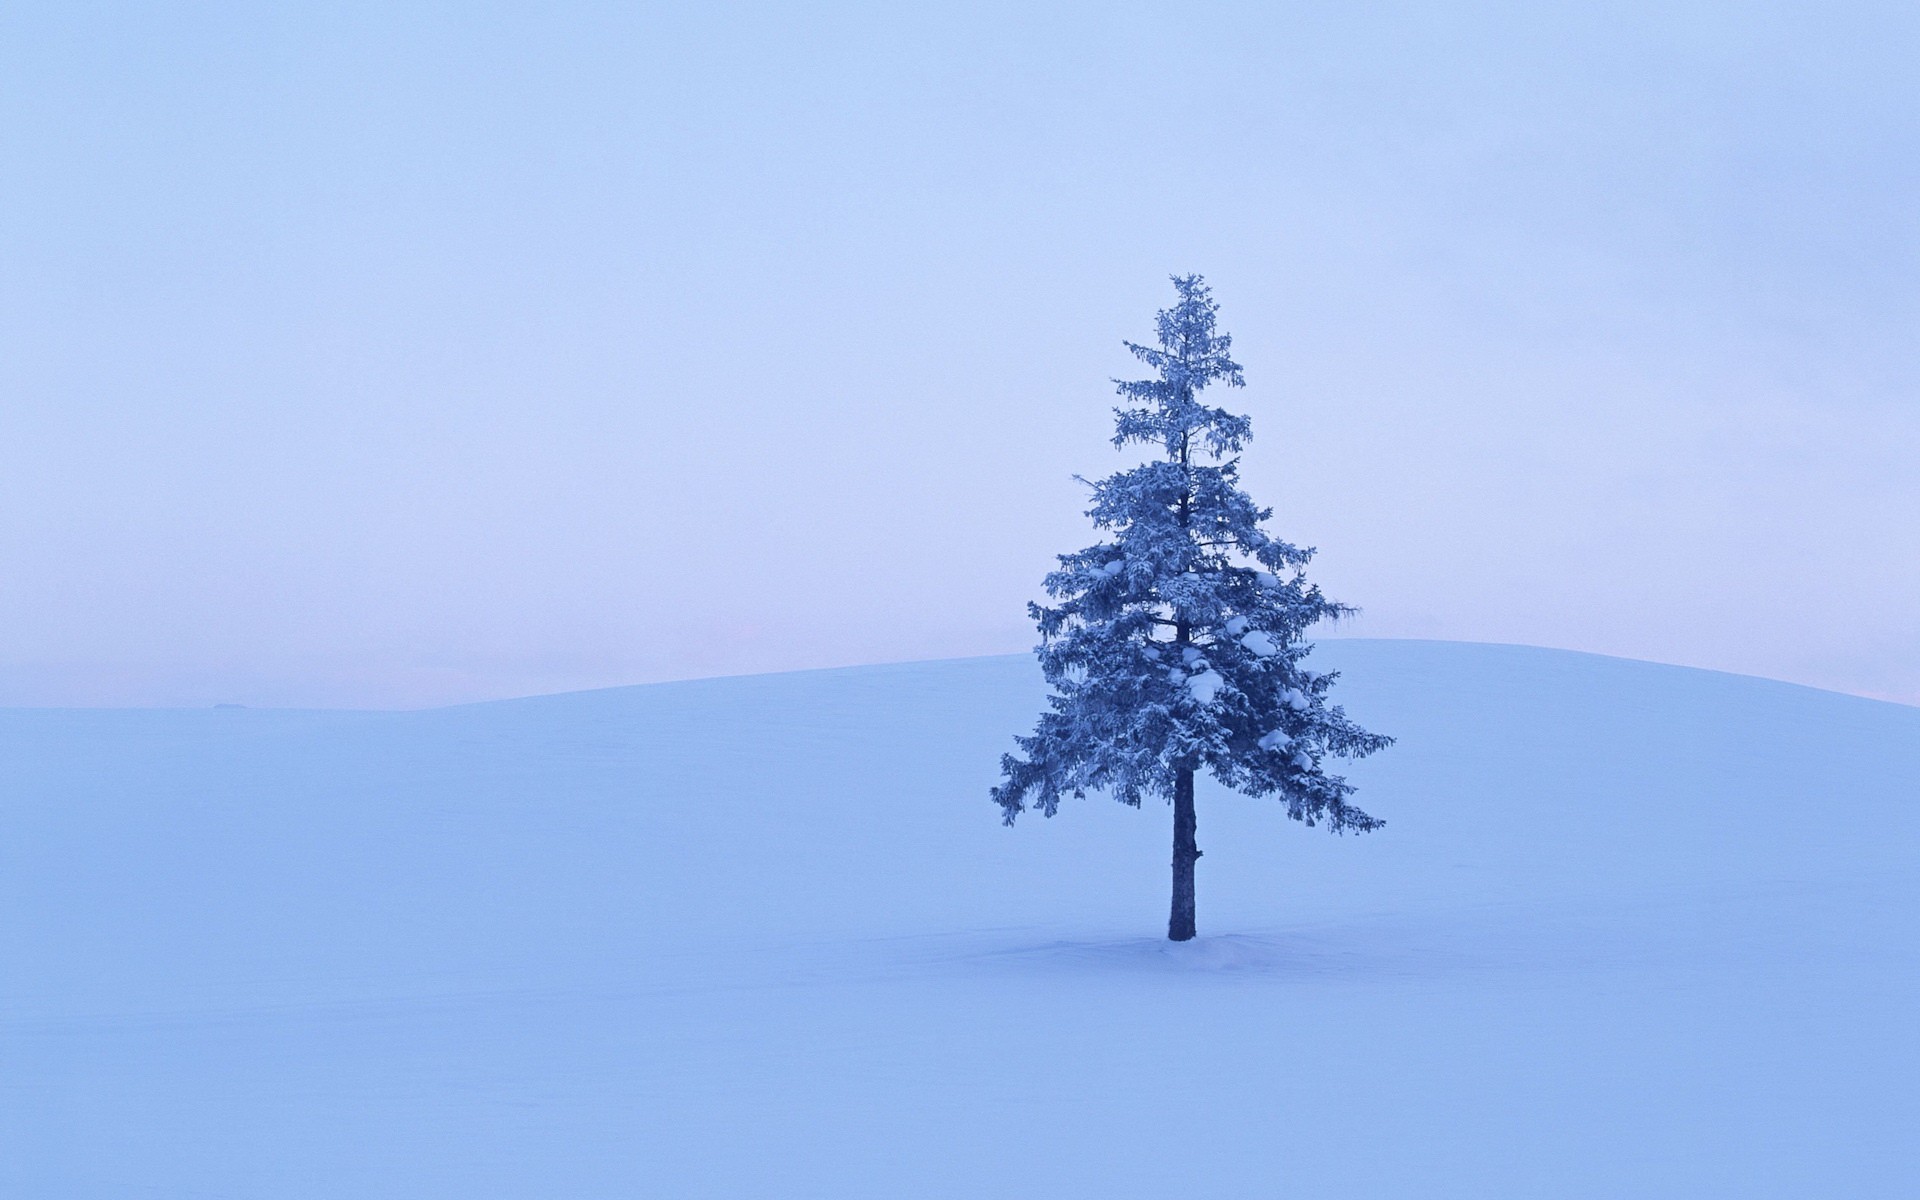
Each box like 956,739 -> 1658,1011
3,640 -> 1915,1197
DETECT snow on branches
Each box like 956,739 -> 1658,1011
993,275 -> 1392,832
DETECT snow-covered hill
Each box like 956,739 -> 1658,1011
4,640 -> 1915,1197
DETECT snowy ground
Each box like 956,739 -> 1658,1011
4,640 -> 1915,1197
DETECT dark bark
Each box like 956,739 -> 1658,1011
1168,385 -> 1200,941
1168,767 -> 1199,941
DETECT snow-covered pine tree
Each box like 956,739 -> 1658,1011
993,274 -> 1392,941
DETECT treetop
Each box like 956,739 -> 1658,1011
1113,274 -> 1251,459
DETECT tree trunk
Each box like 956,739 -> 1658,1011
1168,768 -> 1199,941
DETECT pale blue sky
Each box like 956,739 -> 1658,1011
3,1 -> 1915,707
